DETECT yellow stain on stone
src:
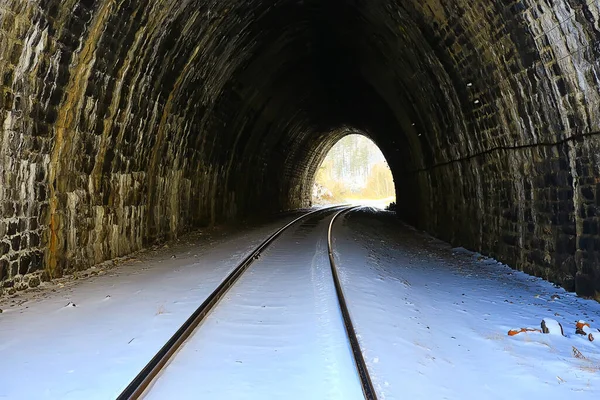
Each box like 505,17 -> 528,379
146,38 -> 205,231
90,0 -> 180,198
47,0 -> 118,277
89,5 -> 145,196
55,0 -> 82,26
418,0 -> 448,25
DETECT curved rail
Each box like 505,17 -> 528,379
117,206 -> 343,400
328,207 -> 378,400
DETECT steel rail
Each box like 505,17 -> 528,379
328,207 -> 377,400
117,206 -> 344,400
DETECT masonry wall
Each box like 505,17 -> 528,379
0,0 -> 324,286
396,0 -> 600,298
0,0 -> 599,299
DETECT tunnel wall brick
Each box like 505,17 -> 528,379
0,0 -> 324,287
0,1 -> 55,284
396,0 -> 600,298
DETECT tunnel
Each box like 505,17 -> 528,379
1,0 -> 600,299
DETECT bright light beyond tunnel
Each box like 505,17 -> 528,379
312,134 -> 395,209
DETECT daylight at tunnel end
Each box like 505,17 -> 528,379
0,0 -> 600,299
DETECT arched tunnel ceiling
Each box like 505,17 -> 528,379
1,0 -> 600,298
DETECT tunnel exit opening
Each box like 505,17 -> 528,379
312,134 -> 395,208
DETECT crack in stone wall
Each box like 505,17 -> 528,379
413,130 -> 600,172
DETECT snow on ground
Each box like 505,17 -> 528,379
1,206 -> 599,400
146,210 -> 362,400
0,214 -> 306,400
334,208 -> 600,399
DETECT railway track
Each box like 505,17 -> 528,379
118,206 -> 377,400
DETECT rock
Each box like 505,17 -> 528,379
40,271 -> 51,282
28,276 -> 40,288
8,288 -> 16,295
15,282 -> 28,291
541,318 -> 564,336
575,273 -> 595,298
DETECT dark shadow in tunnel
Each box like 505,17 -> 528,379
300,0 -> 424,225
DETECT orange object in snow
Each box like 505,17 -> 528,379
508,328 -> 541,336
576,321 -> 590,330
575,320 -> 595,342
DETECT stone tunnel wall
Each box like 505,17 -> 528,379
0,0 -> 599,299
0,0 -> 324,285
393,0 -> 600,298
313,0 -> 600,298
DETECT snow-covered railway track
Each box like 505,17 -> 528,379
328,207 -> 377,400
117,205 -> 376,400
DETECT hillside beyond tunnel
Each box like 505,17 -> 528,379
1,0 -> 600,299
